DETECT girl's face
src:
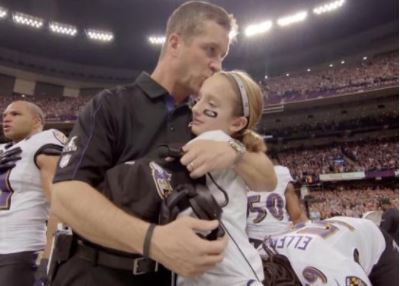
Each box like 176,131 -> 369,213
191,74 -> 247,136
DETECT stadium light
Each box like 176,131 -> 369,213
313,0 -> 345,15
307,68 -> 311,72
86,29 -> 113,42
329,64 -> 334,67
341,60 -> 345,64
244,20 -> 273,37
286,73 -> 290,77
49,21 -> 77,37
277,11 -> 308,27
12,12 -> 43,29
264,75 -> 268,79
0,7 -> 8,19
148,36 -> 165,45
363,56 -> 368,60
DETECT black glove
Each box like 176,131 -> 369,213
0,147 -> 22,174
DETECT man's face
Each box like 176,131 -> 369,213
2,102 -> 38,142
177,20 -> 230,95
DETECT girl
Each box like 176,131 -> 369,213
178,70 -> 268,286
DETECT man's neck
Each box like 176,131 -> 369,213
14,129 -> 42,143
151,63 -> 188,104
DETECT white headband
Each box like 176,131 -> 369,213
231,73 -> 250,118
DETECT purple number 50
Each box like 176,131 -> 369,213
0,171 -> 13,210
248,193 -> 285,223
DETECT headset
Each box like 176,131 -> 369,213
158,144 -> 225,240
159,183 -> 225,240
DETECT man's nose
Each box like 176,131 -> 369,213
210,59 -> 222,74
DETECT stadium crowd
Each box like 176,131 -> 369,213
0,93 -> 91,121
0,53 -> 396,121
308,186 -> 398,219
268,112 -> 398,138
263,51 -> 398,104
277,138 -> 399,181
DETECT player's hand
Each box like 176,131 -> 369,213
150,216 -> 227,277
181,140 -> 236,178
0,147 -> 22,174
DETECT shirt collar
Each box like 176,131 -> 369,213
135,72 -> 169,99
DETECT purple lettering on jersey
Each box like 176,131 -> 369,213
247,194 -> 267,223
286,235 -> 296,248
276,236 -> 287,249
297,236 -> 313,250
269,238 -> 278,249
266,193 -> 285,221
0,171 -> 13,210
293,235 -> 303,248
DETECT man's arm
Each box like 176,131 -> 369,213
51,180 -> 227,277
37,154 -> 61,259
285,183 -> 308,225
181,140 -> 277,191
37,154 -> 60,202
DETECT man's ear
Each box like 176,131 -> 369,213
33,116 -> 43,130
229,116 -> 248,134
167,33 -> 181,58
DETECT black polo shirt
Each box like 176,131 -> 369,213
53,72 -> 192,188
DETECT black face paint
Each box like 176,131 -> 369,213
203,109 -> 218,118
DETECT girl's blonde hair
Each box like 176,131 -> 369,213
218,70 -> 267,153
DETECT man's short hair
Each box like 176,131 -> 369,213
26,101 -> 45,126
162,1 -> 237,53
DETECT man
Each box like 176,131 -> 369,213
379,198 -> 399,245
0,101 -> 65,286
247,165 -> 308,248
258,216 -> 399,286
50,1 -> 277,286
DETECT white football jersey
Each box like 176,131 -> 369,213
178,130 -> 264,286
258,216 -> 386,286
247,165 -> 293,240
0,129 -> 65,254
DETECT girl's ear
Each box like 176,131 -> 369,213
229,116 -> 248,134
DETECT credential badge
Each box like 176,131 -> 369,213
149,161 -> 173,199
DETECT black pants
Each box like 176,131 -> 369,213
52,254 -> 171,286
369,228 -> 399,286
0,251 -> 38,286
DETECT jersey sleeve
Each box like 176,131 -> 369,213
53,90 -> 118,187
32,129 -> 67,168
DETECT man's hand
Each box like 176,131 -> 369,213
150,216 -> 228,277
0,147 -> 22,174
181,140 -> 236,178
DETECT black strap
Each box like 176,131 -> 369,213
74,242 -> 158,275
143,224 -> 156,258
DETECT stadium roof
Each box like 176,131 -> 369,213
0,0 -> 398,78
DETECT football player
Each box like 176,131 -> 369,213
247,165 -> 308,248
0,101 -> 66,286
258,216 -> 399,286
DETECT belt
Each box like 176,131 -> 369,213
74,241 -> 158,275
